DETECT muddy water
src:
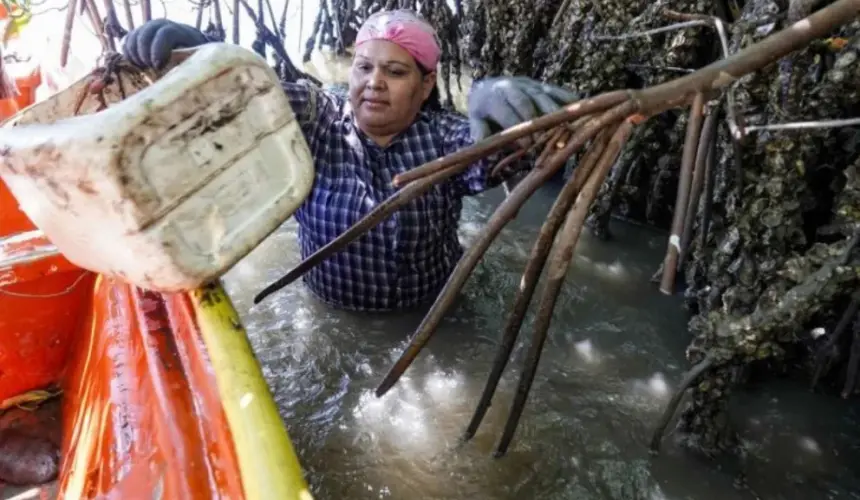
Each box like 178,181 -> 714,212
223,184 -> 860,500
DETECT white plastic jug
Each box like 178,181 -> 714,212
0,43 -> 315,292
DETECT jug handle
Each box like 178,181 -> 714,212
145,47 -> 201,79
166,47 -> 199,67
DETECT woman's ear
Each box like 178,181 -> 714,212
421,71 -> 437,101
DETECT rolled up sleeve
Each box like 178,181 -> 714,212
281,80 -> 343,145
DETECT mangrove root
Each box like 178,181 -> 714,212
463,126 -> 615,443
842,310 -> 860,397
649,354 -> 715,453
810,293 -> 860,390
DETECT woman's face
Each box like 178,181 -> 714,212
348,40 -> 435,143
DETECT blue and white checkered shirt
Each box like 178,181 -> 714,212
282,81 -> 512,311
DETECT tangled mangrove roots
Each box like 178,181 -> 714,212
463,0 -> 728,230
255,0 -> 860,456
58,0 -> 321,85
652,229 -> 859,454
665,3 -> 860,453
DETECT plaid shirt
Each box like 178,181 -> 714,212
282,81 -> 511,311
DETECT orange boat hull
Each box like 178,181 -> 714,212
1,23 -> 310,498
0,183 -> 244,498
0,183 -> 91,405
58,278 -> 245,499
0,193 -> 312,500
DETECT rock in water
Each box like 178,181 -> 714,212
0,430 -> 60,486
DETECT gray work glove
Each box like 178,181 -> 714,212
122,19 -> 213,70
467,76 -> 579,141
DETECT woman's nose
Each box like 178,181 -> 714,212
367,68 -> 385,90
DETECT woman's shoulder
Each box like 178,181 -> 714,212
423,108 -> 469,126
292,80 -> 347,104
420,109 -> 472,147
281,80 -> 350,125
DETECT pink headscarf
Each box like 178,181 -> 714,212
355,9 -> 441,71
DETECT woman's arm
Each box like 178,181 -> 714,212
280,80 -> 344,146
436,112 -> 532,198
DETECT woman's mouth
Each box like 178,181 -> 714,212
362,98 -> 389,110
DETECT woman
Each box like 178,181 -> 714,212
123,11 -> 578,312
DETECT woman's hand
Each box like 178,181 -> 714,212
122,19 -> 212,70
467,76 -> 579,141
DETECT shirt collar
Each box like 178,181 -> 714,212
341,100 -> 433,150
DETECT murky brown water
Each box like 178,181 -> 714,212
223,184 -> 860,500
